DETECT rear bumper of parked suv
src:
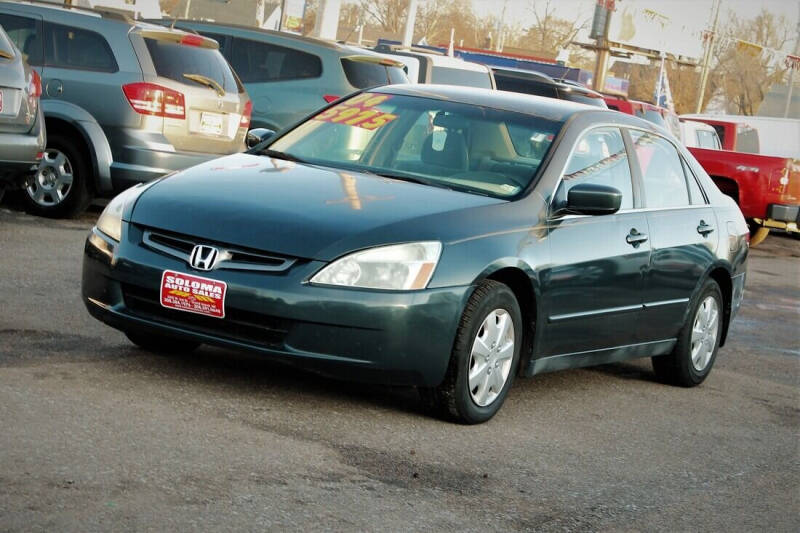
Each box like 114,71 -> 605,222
107,127 -> 244,192
0,109 -> 45,182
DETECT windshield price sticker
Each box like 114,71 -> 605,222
160,270 -> 227,319
314,93 -> 396,130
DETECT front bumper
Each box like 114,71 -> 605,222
82,225 -> 470,386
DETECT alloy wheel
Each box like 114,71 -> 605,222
690,296 -> 719,372
27,149 -> 74,207
468,308 -> 515,407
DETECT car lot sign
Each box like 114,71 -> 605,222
160,270 -> 226,318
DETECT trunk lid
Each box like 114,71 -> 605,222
138,31 -> 248,154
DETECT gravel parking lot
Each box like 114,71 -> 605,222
1,206 -> 798,532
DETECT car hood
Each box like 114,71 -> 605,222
130,153 -> 504,261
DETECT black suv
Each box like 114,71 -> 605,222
492,67 -> 607,108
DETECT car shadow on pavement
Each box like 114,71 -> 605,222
128,344 -> 430,418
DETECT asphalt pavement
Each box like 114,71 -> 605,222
0,206 -> 798,532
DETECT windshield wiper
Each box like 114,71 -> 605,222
261,149 -> 306,164
183,73 -> 225,97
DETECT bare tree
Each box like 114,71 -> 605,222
512,0 -> 588,59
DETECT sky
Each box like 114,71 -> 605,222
470,0 -> 800,54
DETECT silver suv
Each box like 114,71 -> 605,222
0,22 -> 45,202
0,2 -> 251,218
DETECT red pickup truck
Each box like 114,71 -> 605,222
682,118 -> 799,243
604,97 -> 799,243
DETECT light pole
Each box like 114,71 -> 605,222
782,1 -> 800,118
402,0 -> 418,48
695,0 -> 721,114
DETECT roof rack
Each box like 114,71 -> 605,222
19,1 -> 134,23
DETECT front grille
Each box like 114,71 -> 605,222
122,283 -> 290,348
141,227 -> 298,272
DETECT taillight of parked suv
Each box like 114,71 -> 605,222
122,82 -> 186,119
27,69 -> 41,112
240,100 -> 252,129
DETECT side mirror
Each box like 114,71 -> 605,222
566,183 -> 622,216
246,128 -> 276,149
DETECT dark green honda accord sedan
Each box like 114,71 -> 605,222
82,85 -> 749,423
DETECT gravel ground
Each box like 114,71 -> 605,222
0,206 -> 798,532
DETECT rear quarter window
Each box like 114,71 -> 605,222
0,26 -> 14,57
341,58 -> 406,88
229,38 -> 321,83
495,77 -> 558,98
44,23 -> 117,72
430,66 -> 492,89
0,14 -> 41,65
736,126 -> 760,154
145,37 -> 240,93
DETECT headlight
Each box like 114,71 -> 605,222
96,184 -> 147,242
310,242 -> 442,290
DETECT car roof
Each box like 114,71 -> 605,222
372,84 -> 615,121
153,18 -> 346,51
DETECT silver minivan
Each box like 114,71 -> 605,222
0,22 -> 45,202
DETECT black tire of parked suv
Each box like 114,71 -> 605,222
420,280 -> 522,424
652,279 -> 723,387
20,132 -> 93,219
125,331 -> 201,355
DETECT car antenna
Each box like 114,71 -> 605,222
170,15 -> 178,31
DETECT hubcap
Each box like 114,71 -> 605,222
690,296 -> 719,372
468,309 -> 515,407
27,149 -> 74,207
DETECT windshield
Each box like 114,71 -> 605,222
431,66 -> 493,89
267,92 -> 564,198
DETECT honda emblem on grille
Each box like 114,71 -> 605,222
189,245 -> 220,271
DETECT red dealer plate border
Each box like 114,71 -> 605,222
160,270 -> 227,319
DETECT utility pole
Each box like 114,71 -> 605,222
183,0 -> 192,19
402,0 -> 418,48
695,0 -> 722,114
590,0 -> 614,93
782,1 -> 800,118
278,0 -> 287,31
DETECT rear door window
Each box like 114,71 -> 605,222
341,57 -> 406,88
630,130 -> 690,208
44,23 -> 117,72
554,127 -> 634,211
736,125 -> 759,153
0,14 -> 41,65
229,38 -> 321,83
145,37 -> 240,93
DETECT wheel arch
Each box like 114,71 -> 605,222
706,265 -> 734,347
42,101 -> 113,194
478,262 -> 540,376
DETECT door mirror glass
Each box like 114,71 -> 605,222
246,128 -> 275,149
566,183 -> 622,215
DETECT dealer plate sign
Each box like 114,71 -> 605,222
160,270 -> 226,319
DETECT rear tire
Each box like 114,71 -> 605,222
21,132 -> 93,218
420,280 -> 522,424
125,331 -> 201,354
652,279 -> 723,387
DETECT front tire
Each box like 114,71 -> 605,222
22,132 -> 92,218
421,280 -> 522,424
652,279 -> 723,386
125,331 -> 201,355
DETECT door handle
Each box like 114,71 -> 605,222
697,221 -> 714,236
626,228 -> 648,246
